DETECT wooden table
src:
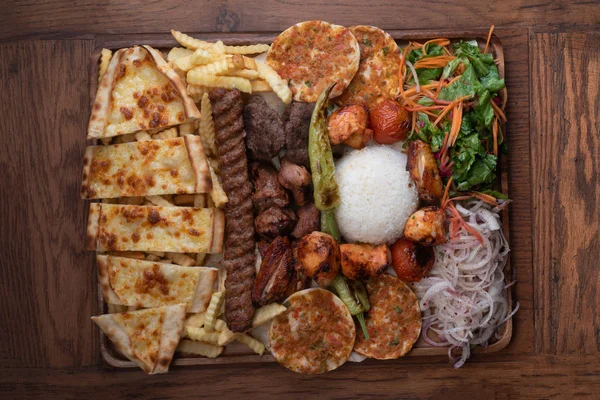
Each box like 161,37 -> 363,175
1,1 -> 598,398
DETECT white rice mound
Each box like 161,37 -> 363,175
334,145 -> 418,245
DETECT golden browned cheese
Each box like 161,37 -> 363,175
270,288 -> 355,374
354,275 -> 421,360
266,20 -> 360,102
337,25 -> 401,108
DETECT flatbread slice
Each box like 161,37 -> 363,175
91,304 -> 186,374
85,203 -> 225,253
81,136 -> 211,199
98,255 -> 217,312
88,45 -> 200,140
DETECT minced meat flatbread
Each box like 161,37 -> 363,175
337,26 -> 401,108
354,274 -> 421,359
266,20 -> 360,102
270,288 -> 355,374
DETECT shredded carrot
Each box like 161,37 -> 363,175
447,202 -> 485,244
422,38 -> 451,55
468,191 -> 499,205
492,117 -> 499,156
403,83 -> 440,97
484,25 -> 495,54
405,105 -> 446,112
490,99 -> 507,122
433,95 -> 470,126
446,75 -> 462,86
441,176 -> 454,208
414,55 -> 456,69
411,109 -> 417,133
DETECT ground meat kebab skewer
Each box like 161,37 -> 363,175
209,88 -> 256,332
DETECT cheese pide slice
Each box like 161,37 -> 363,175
88,45 -> 200,140
98,255 -> 217,313
85,203 -> 225,253
91,304 -> 186,374
81,136 -> 211,199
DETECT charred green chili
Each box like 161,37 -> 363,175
332,275 -> 370,340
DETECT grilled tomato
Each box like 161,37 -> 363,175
369,99 -> 410,144
391,238 -> 434,282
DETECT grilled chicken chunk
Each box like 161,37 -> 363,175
252,236 -> 295,306
404,206 -> 447,246
406,140 -> 443,203
278,157 -> 312,206
327,104 -> 369,145
340,243 -> 390,280
295,232 -> 340,287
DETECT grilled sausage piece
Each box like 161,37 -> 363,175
210,88 -> 256,332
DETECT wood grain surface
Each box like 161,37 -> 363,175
531,30 -> 600,355
0,0 -> 599,396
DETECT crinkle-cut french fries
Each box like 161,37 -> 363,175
145,195 -> 175,207
252,303 -> 287,327
173,55 -> 195,72
167,252 -> 196,266
98,48 -> 112,83
237,334 -> 265,356
185,312 -> 206,330
218,328 -> 238,346
187,72 -> 252,94
186,326 -> 220,345
199,93 -> 218,156
173,194 -> 195,206
191,48 -> 223,66
167,47 -> 193,62
192,57 -> 239,76
224,43 -> 270,55
177,339 -> 223,358
256,62 -> 292,104
134,131 -> 152,141
250,79 -> 273,92
171,30 -> 214,50
218,270 -> 226,292
229,69 -> 260,80
209,163 -> 228,207
204,291 -> 225,332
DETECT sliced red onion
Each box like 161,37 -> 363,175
405,60 -> 420,93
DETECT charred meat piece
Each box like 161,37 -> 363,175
340,243 -> 390,280
327,104 -> 369,145
251,162 -> 289,212
252,236 -> 295,306
406,140 -> 443,203
244,95 -> 285,161
295,232 -> 340,287
284,102 -> 315,167
257,240 -> 270,258
404,206 -> 447,246
278,157 -> 312,206
210,88 -> 256,332
291,202 -> 320,239
255,206 -> 297,238
391,238 -> 435,282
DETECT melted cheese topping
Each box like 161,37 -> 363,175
266,20 -> 360,102
270,288 -> 355,374
106,48 -> 186,137
354,275 -> 422,359
113,307 -> 165,369
337,26 -> 401,108
96,204 -> 217,253
83,138 -> 198,199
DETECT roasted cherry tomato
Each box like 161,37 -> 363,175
369,99 -> 411,144
391,238 -> 434,282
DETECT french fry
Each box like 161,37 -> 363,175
167,47 -> 193,62
173,194 -> 195,206
167,252 -> 196,266
134,131 -> 152,141
204,291 -> 225,331
178,122 -> 196,136
171,30 -> 214,50
224,44 -> 270,55
218,330 -> 238,346
186,326 -> 220,345
250,79 -> 273,92
252,303 -> 287,327
229,69 -> 260,79
213,41 -> 226,54
187,85 -> 210,103
256,62 -> 292,104
190,48 -> 225,66
174,55 -> 195,72
185,312 -> 206,329
218,270 -> 227,292
199,93 -> 218,156
237,334 -> 265,356
187,72 -> 252,93
176,339 -> 223,358
240,56 -> 257,70
98,48 -> 112,83
145,195 -> 174,207
209,163 -> 228,207
192,57 -> 240,76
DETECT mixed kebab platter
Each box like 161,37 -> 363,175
83,21 -> 517,374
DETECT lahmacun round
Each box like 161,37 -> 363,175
354,274 -> 422,359
337,25 -> 401,108
266,20 -> 360,102
269,288 -> 356,374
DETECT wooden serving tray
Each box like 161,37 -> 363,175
88,29 -> 512,369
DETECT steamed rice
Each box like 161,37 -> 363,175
334,145 -> 418,244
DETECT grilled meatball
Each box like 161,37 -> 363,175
255,206 -> 297,238
244,95 -> 285,161
284,102 -> 315,167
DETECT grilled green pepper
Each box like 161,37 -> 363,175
309,83 -> 340,211
331,274 -> 370,340
320,209 -> 340,241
